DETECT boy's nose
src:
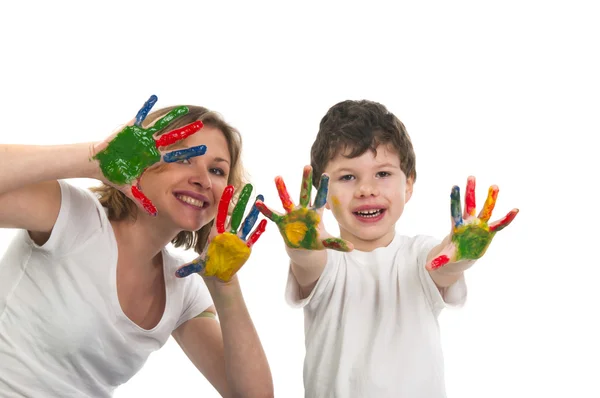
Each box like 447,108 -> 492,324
356,183 -> 379,197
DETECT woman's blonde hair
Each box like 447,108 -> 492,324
90,105 -> 246,255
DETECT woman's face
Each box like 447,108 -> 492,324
140,125 -> 232,232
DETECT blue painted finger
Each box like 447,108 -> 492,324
163,145 -> 207,163
135,95 -> 158,126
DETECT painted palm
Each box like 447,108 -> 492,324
256,165 -> 352,252
428,176 -> 519,270
94,95 -> 206,215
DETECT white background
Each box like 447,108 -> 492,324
1,1 -> 598,397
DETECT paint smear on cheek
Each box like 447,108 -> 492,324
331,196 -> 340,208
205,233 -> 251,281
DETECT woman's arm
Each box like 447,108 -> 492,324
172,277 -> 273,398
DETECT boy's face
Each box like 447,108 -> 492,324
324,145 -> 413,251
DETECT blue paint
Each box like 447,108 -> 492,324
163,145 -> 207,163
241,194 -> 264,240
313,175 -> 329,209
176,258 -> 205,278
135,95 -> 158,126
451,186 -> 463,227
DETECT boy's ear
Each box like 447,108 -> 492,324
405,176 -> 414,203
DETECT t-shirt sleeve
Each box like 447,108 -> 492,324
415,235 -> 468,314
285,250 -> 340,309
175,272 -> 214,329
25,180 -> 105,255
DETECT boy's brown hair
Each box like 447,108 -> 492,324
90,105 -> 245,255
310,100 -> 416,186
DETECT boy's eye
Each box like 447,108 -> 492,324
376,171 -> 391,178
178,158 -> 192,165
339,174 -> 355,181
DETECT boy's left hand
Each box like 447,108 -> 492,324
175,184 -> 267,282
426,176 -> 519,271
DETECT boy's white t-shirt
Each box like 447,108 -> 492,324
0,180 -> 213,397
286,233 -> 467,398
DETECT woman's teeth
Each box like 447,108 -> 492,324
177,195 -> 204,208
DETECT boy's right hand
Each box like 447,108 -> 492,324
256,165 -> 353,252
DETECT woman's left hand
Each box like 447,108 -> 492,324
175,184 -> 267,282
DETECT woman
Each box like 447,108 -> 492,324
0,97 -> 274,397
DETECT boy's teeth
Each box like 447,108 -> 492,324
356,209 -> 382,217
177,195 -> 204,208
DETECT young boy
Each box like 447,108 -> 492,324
256,100 -> 518,397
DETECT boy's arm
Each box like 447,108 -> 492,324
425,176 -> 519,289
287,247 -> 327,298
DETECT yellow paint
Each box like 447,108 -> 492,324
205,233 -> 250,281
285,221 -> 309,246
331,195 -> 340,207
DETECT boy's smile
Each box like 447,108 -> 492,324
325,144 -> 413,251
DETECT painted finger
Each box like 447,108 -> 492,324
450,186 -> 463,227
246,219 -> 267,248
275,176 -> 295,213
322,237 -> 352,252
464,176 -> 476,218
478,185 -> 499,222
216,186 -> 234,234
146,106 -> 189,135
134,95 -> 158,126
175,258 -> 206,278
489,208 -> 519,232
240,194 -> 264,240
155,121 -> 204,147
299,166 -> 313,208
426,246 -> 458,271
162,145 -> 207,163
131,184 -> 157,216
230,184 -> 253,234
255,200 -> 282,223
313,174 -> 329,209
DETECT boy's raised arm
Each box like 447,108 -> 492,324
425,176 -> 519,288
256,166 -> 353,295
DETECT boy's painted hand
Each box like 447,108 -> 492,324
92,95 -> 207,216
175,184 -> 267,282
427,176 -> 519,271
256,165 -> 353,252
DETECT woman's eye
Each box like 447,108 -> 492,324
178,158 -> 191,165
210,168 -> 226,176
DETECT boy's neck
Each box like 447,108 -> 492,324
339,227 -> 396,252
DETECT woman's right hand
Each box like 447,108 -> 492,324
90,95 -> 207,216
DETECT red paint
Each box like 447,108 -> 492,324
489,209 -> 519,232
430,255 -> 450,270
275,177 -> 294,213
246,219 -> 267,247
255,200 -> 274,220
216,185 -> 234,234
465,176 -> 476,217
155,121 -> 204,147
131,185 -> 157,216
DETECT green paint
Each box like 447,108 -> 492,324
94,105 -> 190,185
277,208 -> 321,249
146,106 -> 189,135
94,126 -> 160,185
230,184 -> 253,234
452,222 -> 494,260
299,167 -> 313,208
322,238 -> 352,252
